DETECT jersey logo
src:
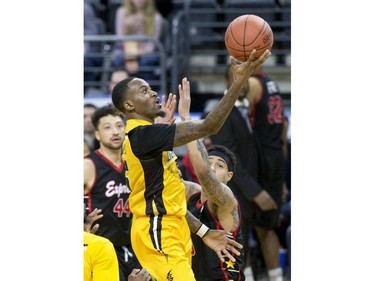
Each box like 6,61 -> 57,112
166,270 -> 174,281
225,259 -> 235,269
266,80 -> 279,94
105,181 -> 131,197
267,96 -> 283,124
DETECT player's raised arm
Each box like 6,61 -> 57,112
173,50 -> 270,147
188,139 -> 237,208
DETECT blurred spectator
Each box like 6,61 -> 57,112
108,68 -> 129,94
84,103 -> 99,152
84,138 -> 92,157
84,0 -> 104,94
112,0 -> 164,86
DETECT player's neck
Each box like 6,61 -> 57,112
126,113 -> 154,124
98,147 -> 122,165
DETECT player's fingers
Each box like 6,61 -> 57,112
247,49 -> 257,63
139,268 -> 151,280
165,93 -> 172,107
172,94 -> 177,106
216,250 -> 225,263
184,79 -> 190,95
91,208 -> 102,215
222,249 -> 236,262
230,56 -> 237,67
130,269 -> 141,276
227,238 -> 243,250
257,49 -> 271,65
90,224 -> 99,234
227,244 -> 241,257
181,77 -> 187,87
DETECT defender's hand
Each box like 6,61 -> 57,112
202,229 -> 243,262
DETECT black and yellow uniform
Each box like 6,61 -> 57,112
188,192 -> 245,281
123,119 -> 194,280
84,231 -> 119,281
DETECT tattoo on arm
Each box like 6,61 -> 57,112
174,120 -> 206,147
196,139 -> 211,167
186,210 -> 202,233
231,206 -> 240,230
184,181 -> 201,200
193,140 -> 230,206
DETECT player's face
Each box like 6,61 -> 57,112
209,155 -> 233,184
95,115 -> 125,149
127,78 -> 162,120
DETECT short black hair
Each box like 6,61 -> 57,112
84,103 -> 97,110
207,144 -> 237,172
91,104 -> 124,129
111,77 -> 136,113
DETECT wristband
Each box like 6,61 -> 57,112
195,223 -> 209,238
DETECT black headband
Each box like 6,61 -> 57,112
208,150 -> 234,172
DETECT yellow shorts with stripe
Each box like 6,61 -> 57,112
131,215 -> 195,280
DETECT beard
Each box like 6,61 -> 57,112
102,141 -> 122,151
156,110 -> 166,118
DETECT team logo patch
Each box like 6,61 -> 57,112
166,270 -> 173,281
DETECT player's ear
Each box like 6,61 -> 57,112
124,101 -> 134,111
226,171 -> 233,181
95,130 -> 100,141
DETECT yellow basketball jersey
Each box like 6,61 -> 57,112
83,232 -> 119,281
123,119 -> 187,218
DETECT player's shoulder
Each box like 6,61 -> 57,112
84,156 -> 96,168
84,232 -> 113,249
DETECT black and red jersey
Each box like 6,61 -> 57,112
188,192 -> 245,281
251,72 -> 284,150
85,150 -> 132,247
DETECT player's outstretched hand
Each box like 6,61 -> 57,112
202,229 -> 243,262
177,77 -> 191,120
84,208 -> 103,234
155,93 -> 177,124
230,49 -> 271,86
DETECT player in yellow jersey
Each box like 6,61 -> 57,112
84,205 -> 120,281
111,50 -> 271,280
84,231 -> 120,281
84,205 -> 152,281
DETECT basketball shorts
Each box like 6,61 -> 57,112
131,215 -> 195,280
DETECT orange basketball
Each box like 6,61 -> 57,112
225,14 -> 273,62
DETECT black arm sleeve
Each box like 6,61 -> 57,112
129,123 -> 176,158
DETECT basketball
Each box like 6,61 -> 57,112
225,14 -> 273,62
